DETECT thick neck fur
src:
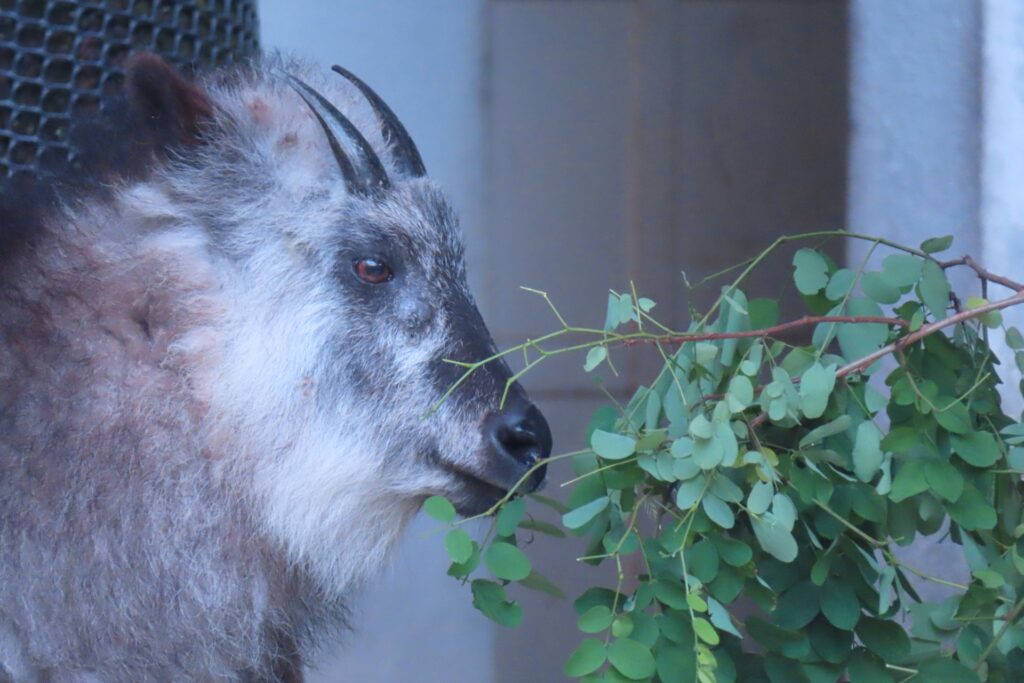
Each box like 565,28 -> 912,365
0,57 -> 443,681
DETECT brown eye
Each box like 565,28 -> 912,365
353,257 -> 392,284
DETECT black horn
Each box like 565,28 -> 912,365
331,65 -> 427,178
282,72 -> 390,195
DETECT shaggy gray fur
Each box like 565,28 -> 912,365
0,56 -> 522,682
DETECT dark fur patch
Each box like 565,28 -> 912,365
0,54 -> 213,266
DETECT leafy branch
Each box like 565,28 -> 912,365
426,231 -> 1024,683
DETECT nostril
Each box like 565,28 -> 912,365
490,404 -> 552,466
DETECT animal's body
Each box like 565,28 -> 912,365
0,55 -> 549,681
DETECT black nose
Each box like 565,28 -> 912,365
484,403 -> 552,492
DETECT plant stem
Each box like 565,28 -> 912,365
974,593 -> 1024,671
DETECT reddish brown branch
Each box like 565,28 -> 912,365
747,288 -> 1024,429
941,255 -> 1024,292
618,315 -> 907,348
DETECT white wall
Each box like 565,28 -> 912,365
982,0 -> 1024,417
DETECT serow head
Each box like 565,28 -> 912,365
279,66 -> 552,516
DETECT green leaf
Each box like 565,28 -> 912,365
689,414 -> 713,440
693,434 -> 725,470
950,431 -> 1001,467
948,484 -> 997,531
881,254 -> 923,288
727,375 -> 754,412
444,529 -> 474,564
748,481 -> 774,515
578,605 -> 614,634
924,459 -> 964,502
710,474 -> 744,503
423,495 -> 456,522
707,597 -> 742,638
820,578 -> 861,630
607,638 -> 657,680
853,421 -> 884,482
496,498 -> 526,536
584,346 -> 608,372
836,298 -> 888,370
856,617 -> 911,661
793,248 -> 830,295
861,271 -> 901,304
920,235 -> 953,253
564,639 -> 607,678
773,581 -> 820,630
799,415 -> 853,448
772,493 -> 798,530
752,513 -> 799,562
563,496 -> 610,529
686,593 -> 707,612
847,648 -> 894,683
688,541 -> 720,583
518,570 -> 566,598
530,493 -> 569,514
484,542 -> 532,581
890,458 -> 929,502
675,475 -> 707,510
692,617 -> 720,646
518,518 -> 566,538
934,400 -> 972,434
713,536 -> 753,567
918,260 -> 950,320
703,495 -> 736,529
471,579 -> 522,627
695,342 -> 719,369
825,268 -> 856,301
1007,326 -> 1024,350
591,430 -> 637,460
749,297 -> 780,329
800,363 -> 837,419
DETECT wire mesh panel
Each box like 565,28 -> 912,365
0,0 -> 259,179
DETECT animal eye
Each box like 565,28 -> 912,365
353,257 -> 392,284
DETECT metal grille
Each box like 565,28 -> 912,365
0,0 -> 259,179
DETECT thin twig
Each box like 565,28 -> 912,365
618,315 -> 907,347
836,290 -> 1024,379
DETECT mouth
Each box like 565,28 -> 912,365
437,462 -> 511,517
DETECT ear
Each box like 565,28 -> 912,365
124,54 -> 213,146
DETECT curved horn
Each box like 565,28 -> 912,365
331,65 -> 427,178
282,72 -> 390,195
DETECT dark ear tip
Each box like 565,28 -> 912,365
124,53 -> 212,144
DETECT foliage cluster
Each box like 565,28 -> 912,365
427,232 -> 1024,682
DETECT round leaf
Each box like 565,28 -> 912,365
702,495 -> 736,529
853,421 -> 884,482
484,542 -> 532,581
921,235 -> 953,253
951,431 -> 1001,467
578,605 -> 614,634
856,617 -> 911,661
564,639 -> 606,678
800,362 -> 836,419
748,481 -> 773,515
607,638 -> 657,680
692,617 -> 720,646
591,430 -> 637,460
423,495 -> 456,523
563,496 -> 610,530
444,529 -> 474,564
793,248 -> 829,295
820,579 -> 861,630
